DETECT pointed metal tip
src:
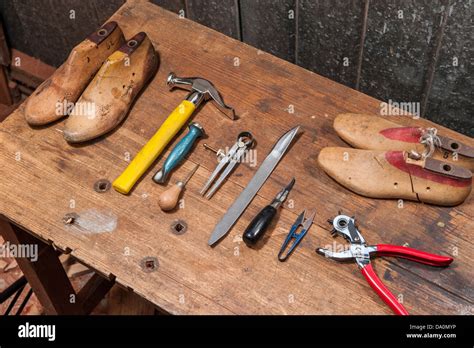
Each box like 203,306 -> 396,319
153,169 -> 166,184
208,236 -> 219,246
290,125 -> 301,133
315,248 -> 326,256
286,177 -> 296,190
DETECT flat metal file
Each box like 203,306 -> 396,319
208,126 -> 300,246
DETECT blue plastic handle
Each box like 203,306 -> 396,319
153,122 -> 204,184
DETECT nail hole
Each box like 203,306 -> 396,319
127,40 -> 138,48
132,72 -> 135,76
97,28 -> 108,36
140,257 -> 159,273
426,187 -> 431,191
170,220 -> 187,235
442,164 -> 452,172
94,179 -> 111,193
450,142 -> 459,150
394,182 -> 398,188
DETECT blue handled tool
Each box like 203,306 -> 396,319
153,122 -> 204,184
278,210 -> 315,262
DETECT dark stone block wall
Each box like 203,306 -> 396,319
0,0 -> 472,136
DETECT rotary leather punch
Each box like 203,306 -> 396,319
316,213 -> 453,315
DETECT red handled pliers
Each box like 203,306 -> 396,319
316,214 -> 453,315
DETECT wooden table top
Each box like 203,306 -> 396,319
1,1 -> 472,314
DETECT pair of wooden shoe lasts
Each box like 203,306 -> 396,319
24,21 -> 158,143
318,114 -> 473,206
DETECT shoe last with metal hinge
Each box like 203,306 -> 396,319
63,32 -> 158,143
318,147 -> 472,206
24,22 -> 125,126
333,114 -> 474,172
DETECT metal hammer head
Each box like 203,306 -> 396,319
167,72 -> 235,120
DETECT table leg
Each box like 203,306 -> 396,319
0,218 -> 114,314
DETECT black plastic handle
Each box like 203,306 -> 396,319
243,205 -> 277,246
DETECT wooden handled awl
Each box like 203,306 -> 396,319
158,164 -> 199,211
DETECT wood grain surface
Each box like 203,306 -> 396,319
0,1 -> 472,315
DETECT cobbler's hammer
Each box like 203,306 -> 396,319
113,72 -> 235,194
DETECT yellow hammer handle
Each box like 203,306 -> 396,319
113,100 -> 196,194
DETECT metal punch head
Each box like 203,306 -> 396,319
278,210 -> 315,262
328,214 -> 364,245
167,72 -> 235,120
316,213 -> 366,262
200,131 -> 254,199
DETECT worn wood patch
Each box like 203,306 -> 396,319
0,1 -> 472,314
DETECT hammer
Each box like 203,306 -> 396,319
113,72 -> 235,194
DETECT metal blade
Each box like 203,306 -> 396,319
208,126 -> 300,245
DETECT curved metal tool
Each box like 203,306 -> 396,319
200,131 -> 254,199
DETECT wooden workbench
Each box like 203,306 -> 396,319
0,1 -> 472,315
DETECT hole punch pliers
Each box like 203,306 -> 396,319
316,213 -> 453,315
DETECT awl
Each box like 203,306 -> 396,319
243,178 -> 295,246
208,126 -> 300,246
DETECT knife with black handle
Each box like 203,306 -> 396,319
243,178 -> 295,246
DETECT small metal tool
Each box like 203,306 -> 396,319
158,164 -> 199,211
278,210 -> 315,262
208,126 -> 300,246
153,122 -> 204,184
200,131 -> 254,199
243,178 -> 295,246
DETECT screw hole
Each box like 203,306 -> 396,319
394,182 -> 398,188
450,142 -> 459,150
170,220 -> 187,235
140,257 -> 159,273
145,260 -> 155,270
94,179 -> 111,193
442,164 -> 452,172
426,187 -> 431,191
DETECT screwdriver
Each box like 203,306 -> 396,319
242,178 -> 295,246
158,163 -> 199,211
